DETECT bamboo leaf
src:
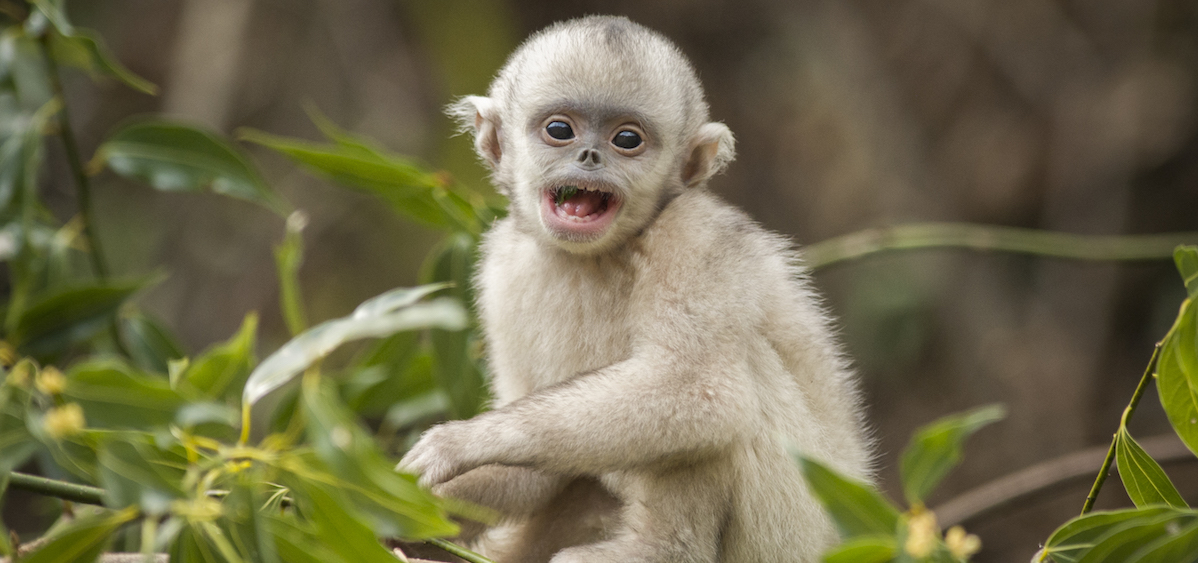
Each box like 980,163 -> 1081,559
1041,506 -> 1178,563
1126,519 -> 1198,563
798,456 -> 900,539
1176,246 -> 1198,299
899,404 -> 1006,505
98,438 -> 186,514
11,281 -> 143,360
64,359 -> 187,430
292,480 -> 416,563
182,313 -> 257,403
119,312 -> 185,375
424,233 -> 487,418
1157,298 -> 1198,456
275,212 -> 308,336
242,284 -> 465,407
299,377 -> 458,538
47,29 -> 157,95
23,508 -> 135,563
97,120 -> 285,214
239,127 -> 477,232
1075,510 -> 1197,563
821,535 -> 897,563
1116,428 -> 1187,509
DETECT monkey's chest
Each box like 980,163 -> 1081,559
481,262 -> 635,403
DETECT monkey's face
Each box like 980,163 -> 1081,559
510,103 -> 677,253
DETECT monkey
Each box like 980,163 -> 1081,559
398,16 -> 871,563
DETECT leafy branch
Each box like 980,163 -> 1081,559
803,222 -> 1198,271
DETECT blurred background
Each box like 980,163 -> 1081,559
24,0 -> 1198,559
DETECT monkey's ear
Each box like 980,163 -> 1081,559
681,122 -> 736,188
447,95 -> 502,169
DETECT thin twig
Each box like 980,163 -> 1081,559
37,34 -> 109,280
935,433 -> 1191,528
425,538 -> 496,563
1080,343 -> 1161,515
9,471 -> 105,506
803,223 -> 1198,271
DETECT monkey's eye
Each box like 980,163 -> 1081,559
612,130 -> 642,150
546,121 -> 574,140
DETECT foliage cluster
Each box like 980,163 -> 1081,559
801,247 -> 1198,562
1,1 -> 500,561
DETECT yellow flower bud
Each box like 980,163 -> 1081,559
35,366 -> 67,396
905,510 -> 939,558
6,361 -> 33,388
44,403 -> 86,438
946,525 -> 981,559
0,342 -> 16,367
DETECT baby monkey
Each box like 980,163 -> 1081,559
400,16 -> 870,563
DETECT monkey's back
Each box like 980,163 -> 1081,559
475,188 -> 870,562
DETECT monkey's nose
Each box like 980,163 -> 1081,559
575,148 -> 603,170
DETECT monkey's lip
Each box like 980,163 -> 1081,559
540,184 -> 623,239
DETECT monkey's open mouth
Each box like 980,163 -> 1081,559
541,184 -> 622,239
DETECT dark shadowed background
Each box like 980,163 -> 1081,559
19,0 -> 1198,559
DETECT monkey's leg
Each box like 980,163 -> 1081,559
481,476 -> 621,563
435,465 -> 568,541
547,464 -> 727,563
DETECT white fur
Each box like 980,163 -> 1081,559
401,16 -> 870,563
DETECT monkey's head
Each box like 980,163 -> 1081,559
450,16 -> 735,254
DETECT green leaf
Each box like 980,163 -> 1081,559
0,363 -> 36,472
242,284 -> 467,407
341,333 -> 435,417
11,281 -> 143,359
298,377 -> 457,538
1116,427 -> 1187,509
239,127 -> 476,232
268,515 -> 343,563
423,233 -> 487,418
222,480 -> 280,563
822,535 -> 897,563
183,313 -> 257,402
170,524 -> 222,563
64,359 -> 187,430
1127,519 -> 1198,563
275,212 -> 308,336
47,29 -> 157,95
292,480 -> 416,563
97,120 -> 285,214
23,508 -> 135,563
1157,298 -> 1198,456
28,0 -> 71,35
97,438 -> 186,514
0,472 -> 10,555
1042,506 -> 1178,563
119,312 -> 185,375
1075,510 -> 1197,563
1176,246 -> 1198,299
899,404 -> 1006,505
798,456 -> 900,539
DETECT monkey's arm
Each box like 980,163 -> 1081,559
400,347 -> 755,486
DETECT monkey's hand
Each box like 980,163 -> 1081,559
397,420 -> 478,487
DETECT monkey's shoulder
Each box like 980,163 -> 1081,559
634,189 -> 802,292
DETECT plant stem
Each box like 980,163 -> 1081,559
426,538 -> 495,563
37,34 -> 109,280
9,471 -> 105,506
803,223 -> 1198,271
1080,343 -> 1161,515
